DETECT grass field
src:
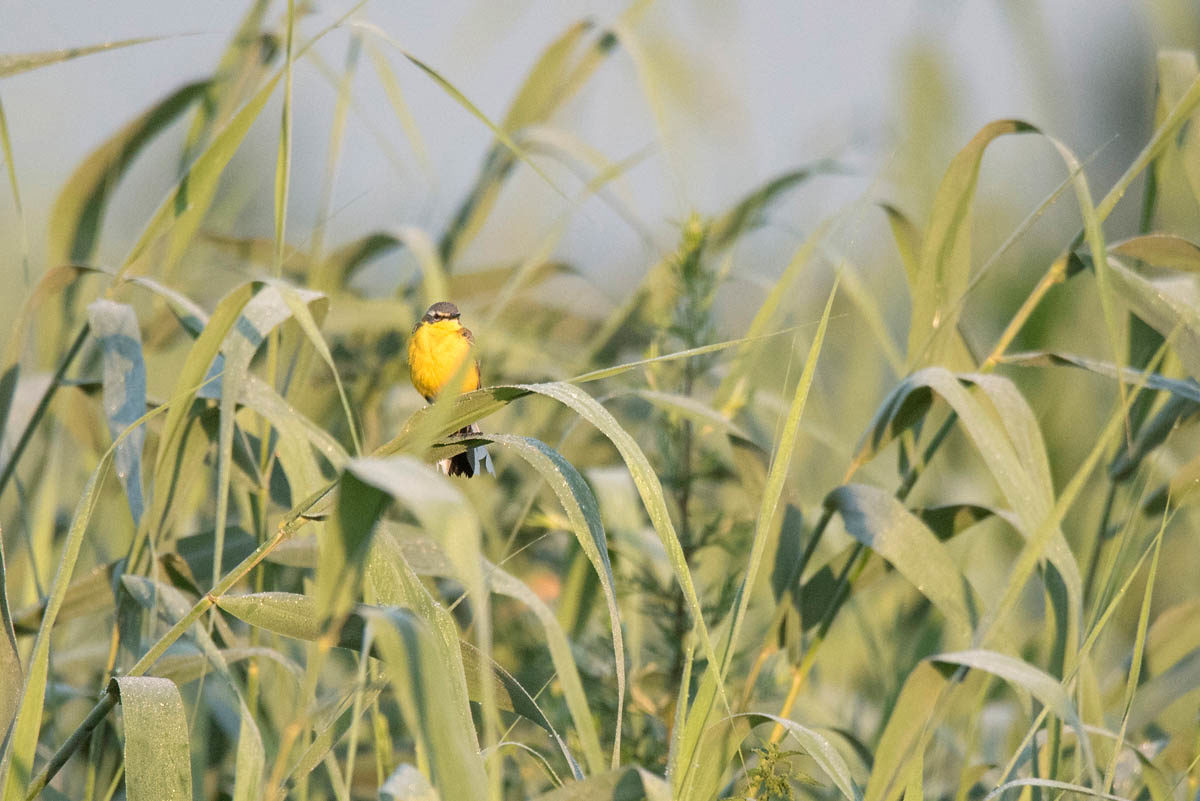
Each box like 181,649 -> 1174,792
3,3 -> 1200,801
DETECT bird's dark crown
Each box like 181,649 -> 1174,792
422,301 -> 461,323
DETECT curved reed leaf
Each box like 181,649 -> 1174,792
881,203 -> 922,288
826,484 -> 978,637
933,649 -> 1098,784
515,382 -> 720,676
86,299 -> 147,525
907,119 -> 1039,370
486,433 -> 625,769
1001,351 -> 1200,403
110,677 -> 192,801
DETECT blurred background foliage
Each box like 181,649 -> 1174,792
2,1 -> 1200,800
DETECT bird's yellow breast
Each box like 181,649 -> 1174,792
407,319 -> 480,401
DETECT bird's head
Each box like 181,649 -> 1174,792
421,301 -> 461,324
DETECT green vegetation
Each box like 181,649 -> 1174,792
2,4 -> 1200,801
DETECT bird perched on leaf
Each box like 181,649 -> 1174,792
407,301 -> 494,477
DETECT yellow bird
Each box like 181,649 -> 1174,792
407,301 -> 494,477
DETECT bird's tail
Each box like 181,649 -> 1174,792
440,423 -> 494,478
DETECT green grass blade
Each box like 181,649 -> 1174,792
370,531 -> 578,771
0,95 -> 30,286
853,368 -> 1082,637
179,0 -> 271,160
365,42 -> 430,170
351,21 -> 568,260
0,266 -> 104,480
862,662 -> 950,801
0,536 -> 19,746
516,382 -> 722,685
110,677 -> 192,801
0,36 -> 179,78
677,279 -> 838,798
210,285 -> 325,583
721,275 -> 839,675
120,1 -> 366,278
273,282 -> 361,454
273,0 -> 296,278
1102,515 -> 1164,793
148,282 -> 258,550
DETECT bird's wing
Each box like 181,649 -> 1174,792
460,325 -> 475,345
